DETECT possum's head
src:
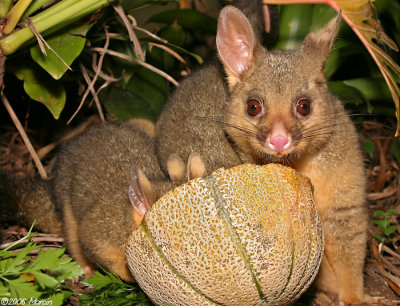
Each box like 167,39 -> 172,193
217,6 -> 341,165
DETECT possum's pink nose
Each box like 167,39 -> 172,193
269,135 -> 289,154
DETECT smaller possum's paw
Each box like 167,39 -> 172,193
187,152 -> 206,180
166,152 -> 207,184
167,153 -> 186,184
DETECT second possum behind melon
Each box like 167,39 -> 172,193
126,163 -> 324,305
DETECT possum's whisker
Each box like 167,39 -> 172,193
224,109 -> 259,129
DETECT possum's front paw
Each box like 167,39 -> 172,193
166,152 -> 206,184
167,153 -> 186,184
187,152 -> 206,180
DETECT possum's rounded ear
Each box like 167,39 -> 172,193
301,12 -> 341,69
129,169 -> 153,227
216,6 -> 256,88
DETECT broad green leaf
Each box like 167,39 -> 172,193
30,23 -> 92,80
324,40 -> 364,79
126,67 -> 168,116
29,249 -> 66,270
0,258 -> 24,277
0,235 -> 80,303
159,22 -> 185,46
274,4 -> 313,50
148,23 -> 186,71
372,233 -> 385,243
84,271 -> 121,290
373,210 -> 386,218
48,257 -> 84,282
343,78 -> 392,101
361,140 -> 375,158
30,271 -> 59,289
0,284 -> 10,298
49,293 -> 65,306
310,4 -> 336,31
382,225 -> 397,236
391,140 -> 400,165
12,64 -> 66,119
101,87 -> 156,121
327,81 -> 365,105
80,270 -> 151,306
3,243 -> 40,272
8,277 -> 40,299
385,209 -> 398,216
148,9 -> 217,33
374,218 -> 391,229
105,38 -> 141,85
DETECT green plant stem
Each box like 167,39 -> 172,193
30,0 -> 83,24
3,0 -> 33,35
22,0 -> 55,19
0,0 -> 109,55
0,0 -> 13,18
3,222 -> 35,252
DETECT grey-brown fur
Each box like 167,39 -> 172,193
54,123 -> 174,281
1,122 -> 173,281
0,173 -> 62,235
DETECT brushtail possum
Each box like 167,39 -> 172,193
1,122 -> 175,281
156,5 -> 368,304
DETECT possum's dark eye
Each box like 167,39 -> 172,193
247,99 -> 262,116
296,98 -> 311,116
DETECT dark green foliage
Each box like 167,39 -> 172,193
148,9 -> 217,33
79,270 -> 152,305
1,0 -> 209,122
0,225 -> 84,305
372,209 -> 398,244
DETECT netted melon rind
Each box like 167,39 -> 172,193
125,163 -> 323,305
212,164 -> 323,303
125,223 -> 216,305
131,177 -> 261,305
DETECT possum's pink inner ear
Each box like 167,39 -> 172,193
129,169 -> 153,227
216,6 -> 255,83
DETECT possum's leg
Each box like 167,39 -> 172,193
99,243 -> 133,282
64,202 -> 132,281
310,171 -> 368,304
63,203 -> 95,278
125,118 -> 156,139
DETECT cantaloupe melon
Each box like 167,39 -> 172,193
125,163 -> 323,305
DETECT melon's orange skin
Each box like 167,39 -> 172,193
125,163 -> 323,305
